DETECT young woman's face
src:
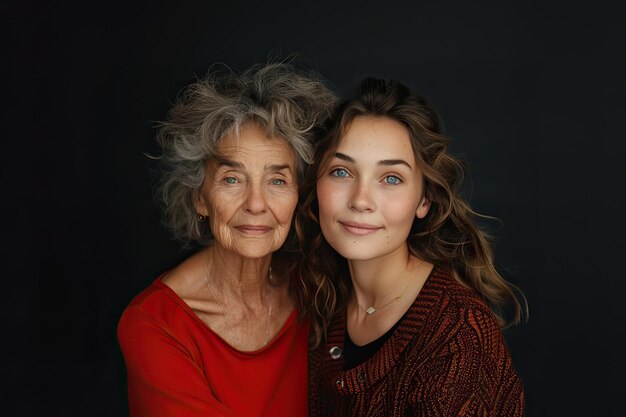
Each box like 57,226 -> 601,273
316,116 -> 430,262
196,122 -> 299,259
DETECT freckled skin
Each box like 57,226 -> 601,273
196,123 -> 299,259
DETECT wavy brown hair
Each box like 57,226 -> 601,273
297,78 -> 526,347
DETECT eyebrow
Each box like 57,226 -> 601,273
215,156 -> 292,172
215,156 -> 244,169
333,152 -> 412,170
267,164 -> 293,172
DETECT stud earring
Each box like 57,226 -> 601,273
197,213 -> 207,222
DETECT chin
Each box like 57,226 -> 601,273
326,242 -> 378,262
230,242 -> 280,259
328,235 -> 408,262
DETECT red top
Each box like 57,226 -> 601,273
118,277 -> 309,417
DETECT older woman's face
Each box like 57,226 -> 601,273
196,123 -> 299,259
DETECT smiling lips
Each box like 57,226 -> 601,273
235,225 -> 272,235
339,221 -> 382,236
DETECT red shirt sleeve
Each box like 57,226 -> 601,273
118,305 -> 236,417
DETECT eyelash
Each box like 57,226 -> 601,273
383,175 -> 402,185
223,177 -> 288,186
330,168 -> 350,178
330,168 -> 402,185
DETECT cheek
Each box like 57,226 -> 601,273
272,191 -> 299,225
316,180 -> 341,222
386,198 -> 420,230
207,201 -> 232,234
202,181 -> 232,212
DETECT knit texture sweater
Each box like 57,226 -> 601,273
309,267 -> 524,417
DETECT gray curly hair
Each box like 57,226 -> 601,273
155,62 -> 337,246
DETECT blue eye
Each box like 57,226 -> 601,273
224,177 -> 238,184
271,178 -> 286,186
332,168 -> 349,178
384,175 -> 401,185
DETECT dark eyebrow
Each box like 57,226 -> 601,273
334,152 -> 412,170
333,152 -> 355,163
378,159 -> 412,170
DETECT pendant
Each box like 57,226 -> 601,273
366,306 -> 377,315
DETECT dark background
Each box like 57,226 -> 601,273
4,1 -> 625,416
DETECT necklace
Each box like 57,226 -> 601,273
203,267 -> 273,348
355,277 -> 412,315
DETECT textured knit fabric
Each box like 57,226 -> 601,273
118,276 -> 309,417
309,267 -> 524,417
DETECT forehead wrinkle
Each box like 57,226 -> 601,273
213,155 -> 295,177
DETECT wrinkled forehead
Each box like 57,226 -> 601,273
217,122 -> 292,154
208,122 -> 296,173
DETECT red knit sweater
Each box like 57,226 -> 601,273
309,267 -> 524,416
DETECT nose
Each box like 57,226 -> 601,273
348,181 -> 375,212
244,183 -> 268,214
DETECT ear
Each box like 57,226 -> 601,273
416,196 -> 431,219
194,189 -> 209,217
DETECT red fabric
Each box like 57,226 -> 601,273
118,277 -> 309,417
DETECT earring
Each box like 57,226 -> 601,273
196,213 -> 207,222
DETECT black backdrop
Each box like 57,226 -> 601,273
5,1 -> 626,416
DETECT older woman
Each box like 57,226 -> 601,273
118,62 -> 335,416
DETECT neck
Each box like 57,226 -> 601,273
204,244 -> 272,305
348,243 -> 416,307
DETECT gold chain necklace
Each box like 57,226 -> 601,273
355,277 -> 412,315
203,267 -> 273,348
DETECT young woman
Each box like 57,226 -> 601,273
299,78 -> 525,416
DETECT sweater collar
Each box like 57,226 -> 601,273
321,265 -> 450,394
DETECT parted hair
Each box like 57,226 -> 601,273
155,62 -> 336,247
297,78 -> 525,347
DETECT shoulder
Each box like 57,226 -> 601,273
121,276 -> 177,316
117,277 -> 186,346
428,267 -> 497,321
401,268 -> 524,412
117,276 -> 210,374
422,267 -> 503,352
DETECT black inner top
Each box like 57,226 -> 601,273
343,309 -> 409,371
